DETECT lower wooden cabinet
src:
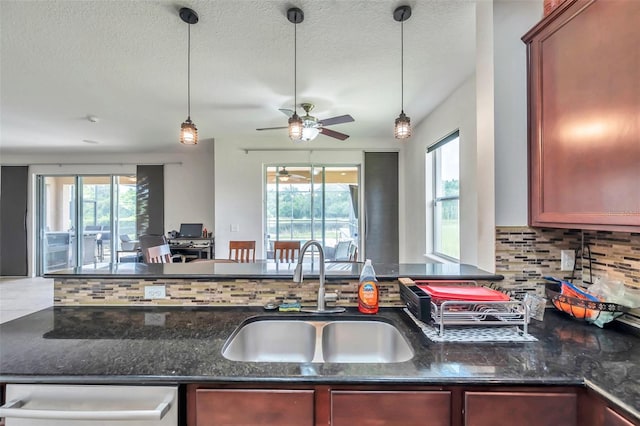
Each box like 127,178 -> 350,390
604,407 -> 636,426
464,391 -> 577,426
331,390 -> 450,426
193,388 -> 315,426
578,388 -> 638,426
187,385 -> 450,426
187,384 -> 637,426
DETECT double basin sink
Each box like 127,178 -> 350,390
222,315 -> 414,363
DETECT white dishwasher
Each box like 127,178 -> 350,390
0,384 -> 178,426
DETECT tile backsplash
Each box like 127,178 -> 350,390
495,226 -> 640,323
496,226 -> 640,291
495,227 -> 582,297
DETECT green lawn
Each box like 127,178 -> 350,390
441,220 -> 460,259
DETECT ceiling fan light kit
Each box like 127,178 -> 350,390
394,5 -> 412,140
179,7 -> 199,145
255,8 -> 355,142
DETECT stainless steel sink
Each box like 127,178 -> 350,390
222,317 -> 414,363
222,320 -> 317,362
321,320 -> 414,363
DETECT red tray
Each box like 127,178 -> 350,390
417,284 -> 510,302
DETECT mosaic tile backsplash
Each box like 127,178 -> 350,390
54,278 -> 406,308
495,226 -> 640,321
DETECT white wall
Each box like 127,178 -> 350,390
475,0 -> 496,272
402,76 -> 478,264
401,0 -> 542,269
494,0 -> 543,226
2,142 -> 214,275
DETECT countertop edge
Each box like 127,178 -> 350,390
585,378 -> 640,422
0,374 -> 583,386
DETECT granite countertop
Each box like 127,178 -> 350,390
44,261 -> 504,281
0,306 -> 638,420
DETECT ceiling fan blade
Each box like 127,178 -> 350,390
279,108 -> 295,117
318,114 -> 354,126
320,128 -> 350,141
256,126 -> 288,131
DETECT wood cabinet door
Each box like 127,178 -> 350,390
523,0 -> 640,231
604,406 -> 636,426
195,389 -> 314,426
331,390 -> 451,426
465,391 -> 577,426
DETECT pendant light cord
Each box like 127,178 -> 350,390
401,18 -> 404,113
187,23 -> 191,119
293,22 -> 297,112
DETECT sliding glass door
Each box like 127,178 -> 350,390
36,174 -> 136,274
264,165 -> 359,260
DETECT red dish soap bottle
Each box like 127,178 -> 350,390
358,259 -> 379,314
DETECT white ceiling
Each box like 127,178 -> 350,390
0,0 -> 476,155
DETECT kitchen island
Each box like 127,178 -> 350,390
0,306 -> 638,425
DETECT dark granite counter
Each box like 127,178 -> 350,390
0,306 -> 638,421
44,261 -> 504,281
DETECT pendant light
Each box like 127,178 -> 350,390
394,6 -> 412,140
287,8 -> 304,141
179,7 -> 199,145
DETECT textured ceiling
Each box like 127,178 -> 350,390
0,0 -> 476,155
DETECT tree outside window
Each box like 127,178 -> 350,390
430,131 -> 460,260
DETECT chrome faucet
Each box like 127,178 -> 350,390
293,240 -> 345,314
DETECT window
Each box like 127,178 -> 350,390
36,174 -> 136,274
264,166 -> 359,260
428,131 -> 460,260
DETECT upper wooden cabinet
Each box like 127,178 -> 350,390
522,0 -> 640,232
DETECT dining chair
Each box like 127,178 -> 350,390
228,240 -> 256,263
139,235 -> 185,263
273,240 -> 300,263
145,244 -> 175,263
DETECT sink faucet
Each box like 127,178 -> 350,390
293,240 -> 345,314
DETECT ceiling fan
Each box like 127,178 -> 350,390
277,167 -> 307,182
257,103 -> 354,141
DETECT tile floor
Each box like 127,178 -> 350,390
0,277 -> 53,324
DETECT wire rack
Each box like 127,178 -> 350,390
430,299 -> 529,337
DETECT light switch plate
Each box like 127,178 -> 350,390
144,285 -> 166,299
230,224 -> 239,232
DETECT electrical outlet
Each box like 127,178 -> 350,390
560,250 -> 575,271
144,313 -> 166,326
144,285 -> 166,299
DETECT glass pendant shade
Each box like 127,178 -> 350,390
394,111 -> 411,139
301,126 -> 320,142
180,118 -> 198,145
288,113 -> 303,140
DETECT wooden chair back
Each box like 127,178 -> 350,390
273,241 -> 300,263
228,240 -> 256,263
146,244 -> 173,263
